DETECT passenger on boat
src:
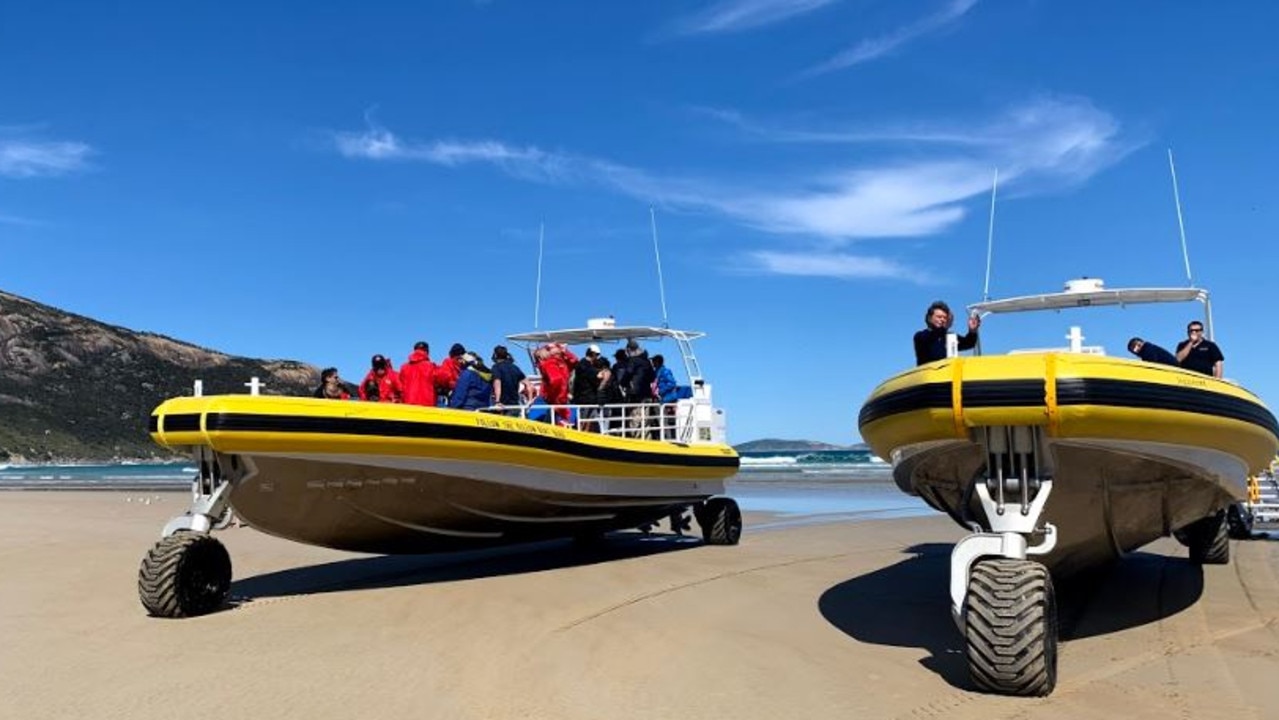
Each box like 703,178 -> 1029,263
913,300 -> 980,365
571,344 -> 606,432
1175,321 -> 1224,378
313,367 -> 351,400
448,353 -> 495,411
653,354 -> 678,402
399,341 -> 438,406
1126,337 -> 1178,366
490,345 -> 531,416
652,354 -> 678,440
536,343 -> 578,425
624,340 -> 657,438
601,350 -> 627,434
435,343 -> 467,403
359,354 -> 403,403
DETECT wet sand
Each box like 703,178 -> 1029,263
2,491 -> 1278,719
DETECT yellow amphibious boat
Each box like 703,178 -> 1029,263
138,321 -> 741,619
858,278 -> 1279,697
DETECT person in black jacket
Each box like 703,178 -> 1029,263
571,344 -> 605,431
601,350 -> 627,435
1175,321 -> 1225,377
1126,337 -> 1178,366
624,339 -> 657,438
913,300 -> 980,365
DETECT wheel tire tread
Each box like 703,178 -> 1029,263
1188,511 -> 1230,565
701,498 -> 742,546
138,533 -> 231,618
964,559 -> 1057,697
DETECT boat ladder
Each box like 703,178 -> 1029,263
1248,469 -> 1279,526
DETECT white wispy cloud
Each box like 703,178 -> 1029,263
0,131 -> 93,178
699,96 -> 1127,185
670,0 -> 840,36
748,250 -> 927,281
804,0 -> 979,76
330,96 -> 1130,280
0,212 -> 42,227
333,123 -> 572,183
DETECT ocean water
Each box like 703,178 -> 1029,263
0,462 -> 197,490
736,449 -> 891,480
730,448 -> 926,523
0,451 -> 928,524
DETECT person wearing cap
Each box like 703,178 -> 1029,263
434,342 -> 468,403
399,341 -> 438,406
571,344 -> 606,432
358,353 -> 403,403
448,352 -> 495,411
490,345 -> 530,415
1126,337 -> 1177,367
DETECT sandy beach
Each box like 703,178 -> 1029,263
3,490 -> 1278,719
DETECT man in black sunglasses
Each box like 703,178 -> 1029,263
1175,321 -> 1224,378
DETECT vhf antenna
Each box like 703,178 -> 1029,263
1167,148 -> 1194,286
649,206 -> 670,328
982,168 -> 999,302
534,220 -> 544,329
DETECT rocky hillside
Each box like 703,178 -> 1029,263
0,290 -> 319,462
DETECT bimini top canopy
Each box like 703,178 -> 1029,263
969,279 -> 1210,316
507,320 -> 709,383
506,325 -> 705,346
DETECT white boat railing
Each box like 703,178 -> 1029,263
479,400 -> 702,444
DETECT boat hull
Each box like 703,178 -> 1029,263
859,353 -> 1279,577
150,396 -> 739,554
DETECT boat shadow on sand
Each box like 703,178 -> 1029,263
228,531 -> 701,608
817,542 -> 1205,691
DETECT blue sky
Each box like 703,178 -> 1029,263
3,1 -> 1278,445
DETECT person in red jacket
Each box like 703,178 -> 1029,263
536,342 -> 578,425
434,342 -> 467,404
399,341 -> 437,406
358,354 -> 403,402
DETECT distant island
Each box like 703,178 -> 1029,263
733,438 -> 869,453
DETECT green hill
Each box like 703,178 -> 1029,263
0,289 -> 320,463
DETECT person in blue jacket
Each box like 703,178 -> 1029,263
449,353 -> 495,411
652,354 -> 679,403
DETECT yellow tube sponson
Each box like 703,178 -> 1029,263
149,395 -> 739,480
858,353 -> 1279,474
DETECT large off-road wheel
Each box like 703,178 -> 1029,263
1188,510 -> 1229,564
965,558 -> 1058,697
698,497 -> 742,546
1226,503 -> 1254,540
138,532 -> 232,618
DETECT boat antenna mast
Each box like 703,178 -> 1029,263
534,220 -> 544,329
649,205 -> 670,328
1167,148 -> 1195,287
982,168 -> 999,302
